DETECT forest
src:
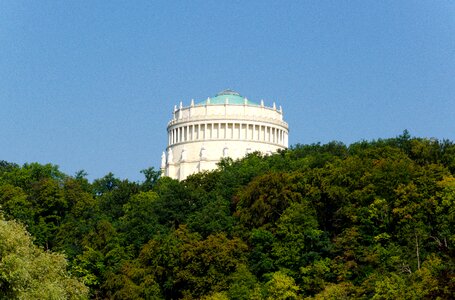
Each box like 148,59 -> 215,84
0,131 -> 454,299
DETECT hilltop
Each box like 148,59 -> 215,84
1,132 -> 454,299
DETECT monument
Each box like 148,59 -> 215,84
161,90 -> 289,180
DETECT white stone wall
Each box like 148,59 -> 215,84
162,102 -> 289,180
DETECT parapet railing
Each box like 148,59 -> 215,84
167,114 -> 288,128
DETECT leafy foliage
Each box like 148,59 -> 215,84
0,216 -> 88,299
1,132 -> 455,299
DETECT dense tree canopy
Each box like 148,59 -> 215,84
0,216 -> 88,299
0,132 -> 454,299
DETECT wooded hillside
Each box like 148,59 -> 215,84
1,132 -> 454,299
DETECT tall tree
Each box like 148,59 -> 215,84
0,215 -> 88,299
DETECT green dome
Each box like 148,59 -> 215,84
197,89 -> 258,106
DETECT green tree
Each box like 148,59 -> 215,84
140,167 -> 161,191
28,177 -> 68,249
311,282 -> 356,300
152,177 -> 199,228
272,202 -> 328,273
235,172 -> 305,230
0,215 -> 88,299
119,191 -> 164,250
55,178 -> 98,258
0,184 -> 34,229
249,228 -> 277,277
227,264 -> 260,300
263,271 -> 300,300
187,195 -> 234,237
175,229 -> 249,298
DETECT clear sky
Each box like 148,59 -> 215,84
1,1 -> 454,181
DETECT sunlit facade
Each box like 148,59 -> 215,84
161,90 -> 289,180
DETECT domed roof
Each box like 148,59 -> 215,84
197,89 -> 258,106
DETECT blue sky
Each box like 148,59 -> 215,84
1,1 -> 454,181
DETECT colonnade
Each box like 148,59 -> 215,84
168,122 -> 288,147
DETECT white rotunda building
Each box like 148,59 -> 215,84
161,90 -> 289,180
